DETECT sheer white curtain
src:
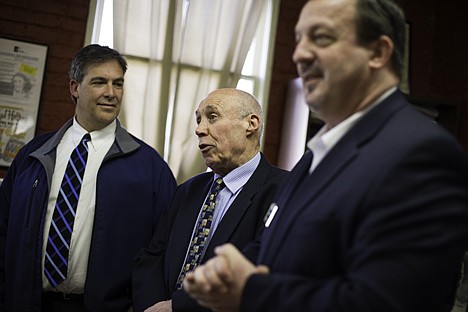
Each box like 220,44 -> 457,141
112,0 -> 268,182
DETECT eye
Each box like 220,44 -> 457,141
113,80 -> 124,89
92,79 -> 106,86
312,33 -> 334,47
208,113 -> 218,122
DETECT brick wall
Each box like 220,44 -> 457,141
0,0 -> 90,176
0,0 -> 467,176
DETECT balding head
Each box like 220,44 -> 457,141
207,88 -> 263,141
195,88 -> 262,175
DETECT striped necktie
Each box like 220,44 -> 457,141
175,178 -> 225,289
44,133 -> 91,287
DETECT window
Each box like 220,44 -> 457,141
89,0 -> 277,103
85,0 -> 280,182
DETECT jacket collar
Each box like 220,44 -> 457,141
30,118 -> 140,160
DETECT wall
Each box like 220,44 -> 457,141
0,0 -> 90,177
263,0 -> 308,164
264,0 -> 468,164
401,0 -> 468,148
1,0 -> 467,177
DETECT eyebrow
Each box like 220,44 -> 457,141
89,76 -> 125,83
204,105 -> 221,112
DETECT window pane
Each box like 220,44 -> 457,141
241,39 -> 256,76
96,0 -> 113,47
236,78 -> 254,96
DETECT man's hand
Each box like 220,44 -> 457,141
144,300 -> 172,312
184,243 -> 269,312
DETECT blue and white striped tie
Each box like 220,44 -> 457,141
44,133 -> 91,287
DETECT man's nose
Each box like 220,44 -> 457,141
292,38 -> 314,64
195,122 -> 207,136
103,83 -> 115,98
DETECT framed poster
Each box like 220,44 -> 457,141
0,37 -> 48,167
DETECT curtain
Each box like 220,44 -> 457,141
113,0 -> 267,183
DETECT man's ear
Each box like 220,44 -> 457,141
368,35 -> 394,70
70,80 -> 79,99
246,114 -> 260,136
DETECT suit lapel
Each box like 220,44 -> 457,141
259,90 -> 408,264
260,139 -> 359,262
206,155 -> 272,257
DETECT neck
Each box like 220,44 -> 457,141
322,75 -> 398,128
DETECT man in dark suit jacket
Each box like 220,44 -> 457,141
132,88 -> 287,311
183,1 -> 468,311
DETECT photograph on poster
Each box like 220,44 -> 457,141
0,37 -> 48,167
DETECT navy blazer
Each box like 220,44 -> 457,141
242,91 -> 468,311
132,154 -> 287,311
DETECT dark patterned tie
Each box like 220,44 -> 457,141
44,133 -> 91,287
176,178 -> 225,289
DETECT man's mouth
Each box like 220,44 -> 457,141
303,68 -> 322,81
98,103 -> 116,108
198,144 -> 212,153
300,68 -> 323,92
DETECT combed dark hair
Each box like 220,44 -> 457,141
355,0 -> 406,79
69,44 -> 127,83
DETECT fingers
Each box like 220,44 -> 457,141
184,243 -> 269,312
143,300 -> 172,312
256,264 -> 270,274
191,256 -> 230,293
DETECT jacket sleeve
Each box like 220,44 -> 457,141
132,242 -> 168,310
132,177 -> 179,312
131,148 -> 177,311
0,155 -> 18,309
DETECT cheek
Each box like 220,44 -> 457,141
223,131 -> 245,151
214,131 -> 235,150
214,136 -> 232,154
115,89 -> 124,101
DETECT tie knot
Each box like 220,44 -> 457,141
82,133 -> 91,143
212,178 -> 225,192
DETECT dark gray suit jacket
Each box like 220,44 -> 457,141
242,90 -> 468,311
132,153 -> 287,311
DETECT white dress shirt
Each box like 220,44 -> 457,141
42,118 -> 116,293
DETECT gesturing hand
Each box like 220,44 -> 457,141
184,243 -> 269,312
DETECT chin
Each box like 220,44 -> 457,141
305,94 -> 320,110
203,159 -> 214,169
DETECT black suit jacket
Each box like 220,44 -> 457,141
241,90 -> 468,311
132,154 -> 287,311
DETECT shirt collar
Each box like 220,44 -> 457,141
213,152 -> 261,195
72,118 -> 116,151
307,86 -> 397,154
